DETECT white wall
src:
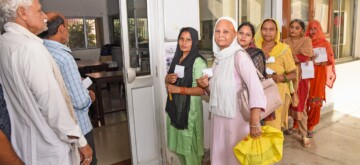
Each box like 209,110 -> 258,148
323,60 -> 360,115
354,0 -> 360,58
163,0 -> 200,41
107,0 -> 119,16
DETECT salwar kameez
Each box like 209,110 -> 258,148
167,58 -> 206,165
304,20 -> 336,132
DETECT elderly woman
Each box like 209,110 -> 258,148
165,27 -> 207,165
305,20 -> 336,138
198,17 -> 266,165
254,19 -> 297,130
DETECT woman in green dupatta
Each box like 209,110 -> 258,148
165,27 -> 207,165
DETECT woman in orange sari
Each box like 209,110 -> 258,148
305,20 -> 336,138
283,19 -> 313,147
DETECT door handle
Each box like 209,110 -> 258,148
127,67 -> 136,83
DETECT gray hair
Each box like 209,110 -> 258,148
0,0 -> 33,24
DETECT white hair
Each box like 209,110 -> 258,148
0,0 -> 33,24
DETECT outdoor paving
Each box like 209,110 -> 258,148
279,110 -> 360,165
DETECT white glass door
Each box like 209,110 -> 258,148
119,0 -> 162,164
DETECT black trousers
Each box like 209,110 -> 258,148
85,130 -> 97,165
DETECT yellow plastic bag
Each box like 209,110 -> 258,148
233,126 -> 284,165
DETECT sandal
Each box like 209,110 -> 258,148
302,136 -> 311,148
284,128 -> 298,135
307,131 -> 314,138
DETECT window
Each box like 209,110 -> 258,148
126,0 -> 151,74
238,0 -> 267,30
67,18 -> 102,49
284,0 -> 332,37
284,0 -> 355,59
291,0 -> 310,25
330,0 -> 355,59
112,18 -> 121,46
313,0 -> 330,34
199,0 -> 268,51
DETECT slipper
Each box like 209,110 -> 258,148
307,131 -> 314,138
302,137 -> 311,148
284,128 -> 298,135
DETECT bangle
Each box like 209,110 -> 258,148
283,74 -> 288,83
180,87 -> 187,95
249,124 -> 261,128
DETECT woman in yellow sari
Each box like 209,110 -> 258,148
254,19 -> 297,130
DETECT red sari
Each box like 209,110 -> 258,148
305,20 -> 336,131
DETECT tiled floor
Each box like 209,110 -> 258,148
111,159 -> 131,165
92,83 -> 131,165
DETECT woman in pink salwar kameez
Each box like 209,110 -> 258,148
197,17 -> 267,165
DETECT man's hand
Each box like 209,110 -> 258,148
79,144 -> 93,165
89,90 -> 96,102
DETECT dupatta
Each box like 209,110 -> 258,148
254,19 -> 289,58
305,20 -> 336,88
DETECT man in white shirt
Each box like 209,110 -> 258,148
0,0 -> 93,164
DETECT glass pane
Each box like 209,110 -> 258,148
85,19 -> 97,48
314,0 -> 329,33
199,0 -> 237,51
330,0 -> 354,59
239,0 -> 266,30
126,0 -> 150,75
113,18 -> 121,46
291,0 -> 309,25
67,18 -> 85,49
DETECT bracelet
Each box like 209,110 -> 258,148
180,87 -> 187,95
249,124 -> 261,128
283,74 -> 288,83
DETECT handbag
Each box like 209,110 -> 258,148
233,126 -> 284,165
235,53 -> 282,122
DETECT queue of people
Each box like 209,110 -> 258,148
0,1 -> 336,165
166,18 -> 336,165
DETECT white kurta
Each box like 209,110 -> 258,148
0,22 -> 87,165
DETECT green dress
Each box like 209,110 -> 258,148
167,57 -> 207,165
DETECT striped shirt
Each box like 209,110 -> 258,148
44,39 -> 93,135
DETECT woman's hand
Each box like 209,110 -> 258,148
271,74 -> 284,83
166,84 -> 180,94
196,75 -> 209,88
250,108 -> 262,138
165,73 -> 178,84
